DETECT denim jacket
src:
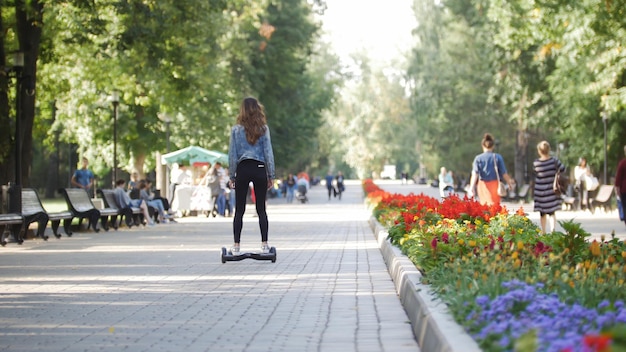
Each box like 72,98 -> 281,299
228,124 -> 275,180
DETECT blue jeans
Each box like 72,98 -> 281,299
129,199 -> 143,208
228,190 -> 235,215
286,185 -> 295,203
217,190 -> 226,216
147,199 -> 165,219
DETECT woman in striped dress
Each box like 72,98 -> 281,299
533,141 -> 566,234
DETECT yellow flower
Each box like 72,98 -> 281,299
458,239 -> 465,246
517,241 -> 524,251
512,251 -> 519,260
514,259 -> 522,268
469,240 -> 476,247
568,280 -> 575,288
621,251 -> 626,259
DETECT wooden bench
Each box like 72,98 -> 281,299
97,189 -> 142,228
591,184 -> 614,214
59,188 -> 119,232
0,213 -> 24,246
22,188 -> 73,239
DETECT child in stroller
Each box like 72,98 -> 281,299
295,177 -> 309,203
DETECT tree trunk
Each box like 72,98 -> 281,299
515,129 -> 529,186
0,7 -> 14,187
15,0 -> 43,188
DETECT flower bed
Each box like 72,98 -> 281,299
363,179 -> 626,352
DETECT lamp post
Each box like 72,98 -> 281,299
158,113 -> 172,198
523,131 -> 530,184
111,92 -> 119,187
603,111 -> 608,185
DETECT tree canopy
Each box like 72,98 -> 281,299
1,0 -> 624,191
0,0 -> 340,190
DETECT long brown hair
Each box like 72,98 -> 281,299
236,97 -> 267,145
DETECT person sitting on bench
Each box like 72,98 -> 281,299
113,179 -> 155,226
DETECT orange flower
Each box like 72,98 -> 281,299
590,241 -> 601,257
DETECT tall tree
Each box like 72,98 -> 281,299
242,0 -> 335,175
36,0 -> 264,182
407,0 -> 516,180
0,0 -> 43,187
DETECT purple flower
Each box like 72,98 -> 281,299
466,281 -> 626,352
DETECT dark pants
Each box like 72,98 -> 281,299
233,159 -> 269,244
327,185 -> 336,199
621,192 -> 626,226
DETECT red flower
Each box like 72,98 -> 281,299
431,237 -> 438,249
582,333 -> 612,351
442,233 -> 449,244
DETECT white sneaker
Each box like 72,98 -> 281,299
261,244 -> 270,254
231,246 -> 240,256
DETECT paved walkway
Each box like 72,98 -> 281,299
0,181 -> 419,352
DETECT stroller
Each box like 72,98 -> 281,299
295,184 -> 308,203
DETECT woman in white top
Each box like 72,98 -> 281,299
438,167 -> 454,198
574,157 -> 591,210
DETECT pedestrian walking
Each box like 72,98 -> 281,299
325,171 -> 336,200
467,133 -> 515,205
615,145 -> 626,227
533,141 -> 565,234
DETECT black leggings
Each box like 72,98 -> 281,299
233,159 -> 269,243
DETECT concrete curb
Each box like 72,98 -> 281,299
368,216 -> 482,352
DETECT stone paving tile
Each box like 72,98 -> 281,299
0,181 -> 419,352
